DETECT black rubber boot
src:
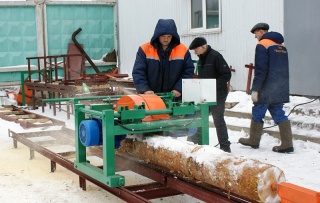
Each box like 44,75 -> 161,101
273,120 -> 294,153
239,119 -> 263,149
187,133 -> 198,144
220,144 -> 231,153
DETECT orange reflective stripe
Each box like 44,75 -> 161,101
141,42 -> 188,61
258,39 -> 282,48
141,42 -> 159,60
169,44 -> 188,60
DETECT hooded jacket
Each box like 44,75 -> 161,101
252,31 -> 290,104
132,19 -> 194,94
197,45 -> 231,100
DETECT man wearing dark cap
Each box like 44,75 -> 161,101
238,23 -> 294,153
250,22 -> 269,34
188,37 -> 232,153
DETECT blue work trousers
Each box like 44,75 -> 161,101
252,103 -> 288,124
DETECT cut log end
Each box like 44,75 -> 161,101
258,167 -> 285,202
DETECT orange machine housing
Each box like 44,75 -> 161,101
114,94 -> 169,122
272,182 -> 320,203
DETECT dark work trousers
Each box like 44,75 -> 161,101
210,96 -> 230,148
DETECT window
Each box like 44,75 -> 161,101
190,0 -> 221,31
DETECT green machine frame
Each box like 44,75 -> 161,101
43,93 -> 215,188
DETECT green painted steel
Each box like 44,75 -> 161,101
0,4 -> 115,83
1,72 -> 21,82
43,93 -> 214,187
0,6 -> 37,67
42,92 -> 175,104
74,103 -> 125,187
46,5 -> 115,60
0,6 -> 37,82
70,94 -> 213,187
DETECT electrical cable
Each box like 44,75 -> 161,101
117,96 -> 319,149
263,96 -> 320,129
216,96 -> 320,148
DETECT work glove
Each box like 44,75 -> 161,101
144,90 -> 154,94
251,91 -> 258,103
171,90 -> 181,97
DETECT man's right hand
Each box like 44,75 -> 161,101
171,90 -> 181,97
144,90 -> 154,94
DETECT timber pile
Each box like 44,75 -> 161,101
118,136 -> 286,202
0,106 -> 64,128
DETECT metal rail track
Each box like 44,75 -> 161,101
9,127 -> 256,203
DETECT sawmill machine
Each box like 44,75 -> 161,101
41,79 -> 217,188
41,78 -> 320,203
74,79 -> 216,188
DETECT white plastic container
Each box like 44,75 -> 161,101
182,79 -> 216,104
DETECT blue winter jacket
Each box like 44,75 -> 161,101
132,19 -> 194,94
252,32 -> 290,104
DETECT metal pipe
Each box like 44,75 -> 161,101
71,28 -> 100,73
42,93 -> 173,103
79,107 -> 104,117
42,95 -> 122,103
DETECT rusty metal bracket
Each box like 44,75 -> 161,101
245,63 -> 255,94
71,28 -> 100,74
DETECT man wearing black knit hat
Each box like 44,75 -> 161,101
188,37 -> 232,153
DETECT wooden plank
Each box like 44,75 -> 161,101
8,114 -> 37,119
27,136 -> 56,143
0,107 -> 14,111
0,110 -> 24,115
45,145 -> 75,156
24,118 -> 51,123
225,102 -> 239,109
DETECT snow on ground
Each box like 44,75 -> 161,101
0,91 -> 319,203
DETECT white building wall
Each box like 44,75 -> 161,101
117,0 -> 284,92
117,0 -> 179,76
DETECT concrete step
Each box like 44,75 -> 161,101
224,110 -> 320,131
222,109 -> 320,144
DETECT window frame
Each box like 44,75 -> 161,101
188,0 -> 222,34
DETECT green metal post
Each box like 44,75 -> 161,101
73,105 -> 124,187
66,95 -> 215,187
20,72 -> 26,106
20,70 -> 37,106
102,109 -> 116,176
74,104 -> 86,163
198,103 -> 210,145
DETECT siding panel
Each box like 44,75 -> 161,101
284,0 -> 320,96
118,0 -> 284,93
46,5 -> 115,60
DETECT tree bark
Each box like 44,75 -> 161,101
118,137 -> 285,202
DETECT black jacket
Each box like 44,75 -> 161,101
197,45 -> 231,100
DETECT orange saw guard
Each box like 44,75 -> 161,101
114,94 -> 169,122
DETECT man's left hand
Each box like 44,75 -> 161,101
251,91 -> 258,103
171,90 -> 181,97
